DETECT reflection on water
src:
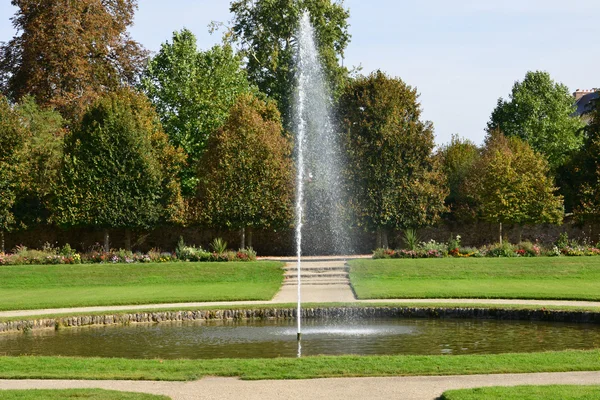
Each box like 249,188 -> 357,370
0,318 -> 599,359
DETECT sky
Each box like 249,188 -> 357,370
1,0 -> 598,146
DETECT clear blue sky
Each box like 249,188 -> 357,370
1,0 -> 598,146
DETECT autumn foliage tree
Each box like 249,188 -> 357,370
55,89 -> 185,251
195,94 -> 293,249
0,0 -> 147,121
465,131 -> 564,242
339,71 -> 448,248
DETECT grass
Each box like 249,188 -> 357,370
0,262 -> 283,311
0,350 -> 600,381
441,385 -> 600,400
0,390 -> 169,400
349,257 -> 600,300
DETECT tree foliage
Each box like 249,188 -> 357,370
563,97 -> 600,221
339,71 -> 448,236
11,97 -> 65,228
465,131 -> 564,232
229,0 -> 351,124
141,29 -> 252,195
195,94 -> 293,236
0,0 -> 148,120
487,71 -> 585,171
0,96 -> 64,234
55,89 -> 185,231
437,134 -> 480,220
0,96 -> 23,235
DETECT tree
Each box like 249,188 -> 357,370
0,96 -> 23,252
487,71 -> 585,171
0,0 -> 147,120
11,97 -> 65,229
562,96 -> 600,221
228,0 -> 351,124
140,29 -> 252,195
55,89 -> 185,251
195,94 -> 293,249
465,131 -> 564,243
339,71 -> 448,248
437,134 -> 480,221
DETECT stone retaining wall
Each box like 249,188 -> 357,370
2,307 -> 600,335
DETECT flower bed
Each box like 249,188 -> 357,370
0,239 -> 257,266
373,233 -> 600,259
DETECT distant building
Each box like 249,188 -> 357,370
573,89 -> 599,122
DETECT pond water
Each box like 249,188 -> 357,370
1,318 -> 599,359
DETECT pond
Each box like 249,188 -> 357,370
1,318 -> 599,359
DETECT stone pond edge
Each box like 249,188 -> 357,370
2,306 -> 600,334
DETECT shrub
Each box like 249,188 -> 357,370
210,238 -> 228,254
402,229 -> 420,250
486,242 -> 517,257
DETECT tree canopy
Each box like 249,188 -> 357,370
195,93 -> 293,245
487,71 -> 585,171
55,89 -> 185,233
339,70 -> 447,245
229,0 -> 351,124
437,134 -> 480,221
465,131 -> 563,241
141,29 -> 252,194
0,0 -> 148,120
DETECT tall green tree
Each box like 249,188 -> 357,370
11,97 -> 65,229
55,89 -> 185,251
487,71 -> 585,171
339,71 -> 448,247
465,131 -> 564,242
0,96 -> 23,252
141,29 -> 252,195
0,0 -> 147,120
195,94 -> 293,249
437,134 -> 480,221
562,97 -> 600,221
228,0 -> 351,124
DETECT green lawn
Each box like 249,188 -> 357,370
0,390 -> 169,400
349,257 -> 600,300
1,350 -> 599,381
0,262 -> 283,311
441,385 -> 600,400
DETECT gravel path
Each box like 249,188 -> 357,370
2,372 -> 600,399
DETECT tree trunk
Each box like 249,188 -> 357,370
376,227 -> 382,249
240,227 -> 246,250
499,223 -> 503,245
247,228 -> 253,249
0,231 -> 4,254
382,229 -> 389,249
124,229 -> 132,251
103,229 -> 110,253
517,225 -> 523,244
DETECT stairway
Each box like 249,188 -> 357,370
272,260 -> 356,303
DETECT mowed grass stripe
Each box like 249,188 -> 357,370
0,262 -> 283,310
348,258 -> 600,300
441,385 -> 600,400
1,350 -> 600,381
0,390 -> 169,400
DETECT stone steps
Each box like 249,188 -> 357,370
283,280 -> 351,286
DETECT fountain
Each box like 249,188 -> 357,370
293,11 -> 349,348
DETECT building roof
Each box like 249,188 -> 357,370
574,91 -> 599,116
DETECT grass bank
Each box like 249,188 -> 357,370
349,258 -> 600,300
0,390 -> 169,400
0,262 -> 283,311
1,350 -> 600,381
441,385 -> 600,400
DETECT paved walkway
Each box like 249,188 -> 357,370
2,372 -> 600,399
